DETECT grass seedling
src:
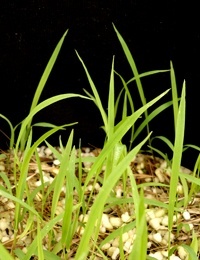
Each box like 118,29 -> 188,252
0,25 -> 200,259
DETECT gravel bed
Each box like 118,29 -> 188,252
0,146 -> 199,259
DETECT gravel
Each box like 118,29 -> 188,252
0,146 -> 199,259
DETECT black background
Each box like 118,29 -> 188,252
0,1 -> 199,169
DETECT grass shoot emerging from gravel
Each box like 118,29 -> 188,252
0,25 -> 200,260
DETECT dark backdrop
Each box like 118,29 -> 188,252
0,1 -> 199,169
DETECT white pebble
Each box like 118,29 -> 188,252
101,243 -> 111,250
155,168 -> 165,182
115,187 -> 123,198
122,232 -> 130,242
160,161 -> 167,169
7,201 -> 15,209
161,251 -> 168,257
177,246 -> 188,259
44,147 -> 53,156
176,183 -> 184,194
79,214 -> 89,223
109,217 -> 122,228
121,212 -> 131,223
182,210 -> 190,220
101,214 -> 113,230
149,251 -> 163,260
152,232 -> 162,243
146,209 -> 156,220
112,237 -> 119,247
123,238 -> 133,253
163,231 -> 175,242
94,182 -> 101,191
0,218 -> 9,231
155,208 -> 166,218
53,159 -> 60,166
161,215 -> 168,226
147,241 -> 152,248
107,247 -> 120,260
0,164 -> 5,171
149,218 -> 161,230
1,236 -> 9,242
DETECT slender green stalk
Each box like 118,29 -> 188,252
20,30 -> 69,150
168,82 -> 186,236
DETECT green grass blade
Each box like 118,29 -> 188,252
15,93 -> 90,151
75,133 -> 151,259
129,189 -> 147,260
107,56 -> 115,139
0,243 -> 15,260
132,100 -> 174,143
113,23 -> 150,135
21,213 -> 64,260
0,114 -> 15,149
170,61 -> 179,130
126,69 -> 170,85
61,147 -> 77,249
29,30 -> 68,113
76,50 -> 108,132
51,130 -> 74,218
168,82 -> 186,234
84,89 -> 170,187
36,218 -> 44,260
14,124 -> 70,233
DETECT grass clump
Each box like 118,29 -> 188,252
0,24 -> 199,260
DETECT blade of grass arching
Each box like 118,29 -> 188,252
181,242 -> 198,260
113,24 -> 150,135
75,134 -> 151,259
114,71 -> 135,149
179,172 -> 200,186
0,243 -> 14,260
122,93 -> 128,122
84,89 -> 170,187
29,30 -> 68,115
151,136 -> 174,152
107,56 -> 115,139
0,188 -> 40,217
168,82 -> 186,234
114,87 -> 124,119
51,130 -> 74,219
0,114 -> 15,149
76,50 -> 108,132
61,147 -> 76,250
15,93 -> 90,151
113,23 -> 144,103
126,69 -> 169,85
132,100 -> 174,143
184,144 -> 200,153
170,61 -> 179,130
32,122 -> 77,128
100,221 -> 136,248
147,145 -> 170,161
20,30 -> 68,150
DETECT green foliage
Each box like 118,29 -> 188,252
0,25 -> 199,259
